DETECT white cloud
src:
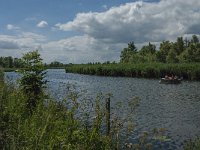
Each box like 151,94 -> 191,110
6,24 -> 20,30
0,33 -> 123,63
55,0 -> 200,43
0,32 -> 46,57
42,35 -> 125,63
1,0 -> 200,64
37,21 -> 48,28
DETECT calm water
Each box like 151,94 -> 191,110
5,69 -> 200,149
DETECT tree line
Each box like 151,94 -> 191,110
120,35 -> 200,63
0,57 -> 23,68
0,56 -> 65,69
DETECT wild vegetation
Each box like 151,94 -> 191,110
120,35 -> 200,63
65,35 -> 200,80
1,51 -> 167,149
1,51 -> 200,149
65,63 -> 200,80
1,51 -> 114,149
0,56 -> 65,71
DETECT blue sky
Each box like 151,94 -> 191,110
0,0 -> 200,63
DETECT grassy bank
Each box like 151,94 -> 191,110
0,69 -> 111,149
0,68 -> 144,149
65,63 -> 200,80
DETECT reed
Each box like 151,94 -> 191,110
65,63 -> 200,80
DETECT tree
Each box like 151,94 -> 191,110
156,41 -> 171,63
13,58 -> 24,68
140,42 -> 156,55
191,35 -> 199,44
139,42 -> 156,62
49,61 -> 64,68
179,44 -> 200,62
175,37 -> 184,55
19,50 -> 47,112
166,47 -> 179,63
120,42 -> 137,63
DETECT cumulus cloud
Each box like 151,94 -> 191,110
6,24 -> 20,30
0,33 -> 123,63
42,35 -> 125,63
37,21 -> 48,28
2,0 -> 200,63
55,0 -> 200,43
0,40 -> 19,49
0,32 -> 46,57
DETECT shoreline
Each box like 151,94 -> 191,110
65,63 -> 200,81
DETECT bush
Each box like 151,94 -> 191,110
19,50 -> 47,112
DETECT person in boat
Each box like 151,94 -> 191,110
164,74 -> 177,80
165,75 -> 169,80
170,74 -> 174,80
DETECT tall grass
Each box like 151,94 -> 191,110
0,68 -> 143,149
0,70 -> 110,149
65,63 -> 200,80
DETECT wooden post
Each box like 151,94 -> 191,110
106,97 -> 110,136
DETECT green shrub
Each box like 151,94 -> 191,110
19,50 -> 47,112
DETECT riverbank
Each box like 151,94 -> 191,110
65,63 -> 200,80
0,69 -> 113,149
1,68 -> 149,149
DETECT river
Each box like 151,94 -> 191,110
5,69 -> 200,149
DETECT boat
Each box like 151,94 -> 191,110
159,78 -> 182,84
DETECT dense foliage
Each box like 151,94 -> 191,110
65,63 -> 200,80
19,50 -> 47,112
65,35 -> 200,80
0,78 -> 111,149
47,61 -> 65,68
0,56 -> 65,70
0,56 -> 24,68
120,35 -> 200,63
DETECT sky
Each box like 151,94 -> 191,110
0,0 -> 200,63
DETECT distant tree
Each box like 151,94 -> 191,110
103,61 -> 110,64
120,42 -> 137,63
191,35 -> 199,44
49,61 -> 64,67
2,56 -> 13,68
140,42 -> 156,55
179,44 -> 200,62
156,41 -> 171,62
175,37 -> 184,55
166,46 -> 179,63
13,58 -> 23,68
184,38 -> 190,48
139,42 -> 156,62
0,57 -> 4,67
